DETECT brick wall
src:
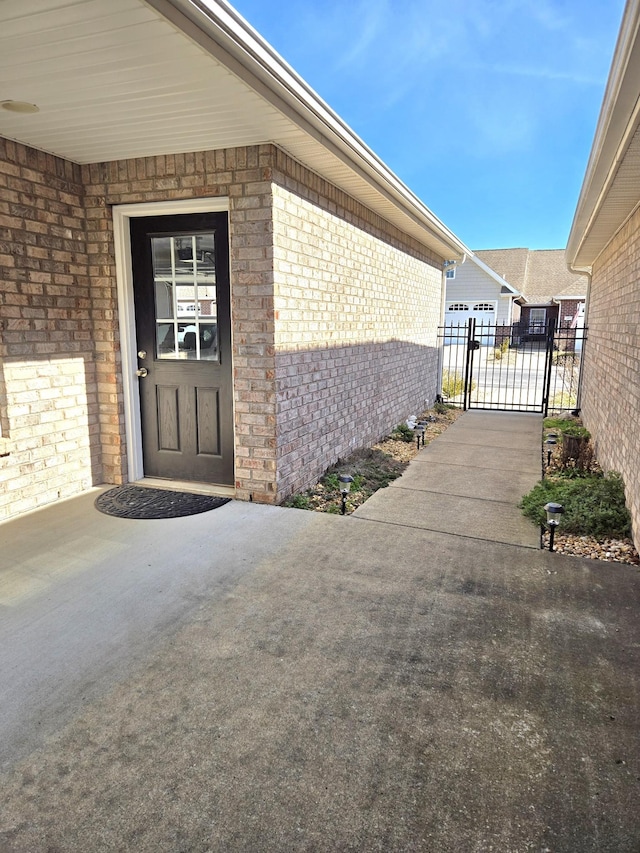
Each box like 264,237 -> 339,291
558,299 -> 583,326
270,152 -> 442,498
82,144 -> 444,503
0,138 -> 98,521
2,138 -> 446,515
81,144 -> 278,501
580,206 -> 640,551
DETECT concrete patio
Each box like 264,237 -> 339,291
0,412 -> 638,852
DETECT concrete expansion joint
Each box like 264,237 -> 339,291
388,484 -> 527,506
350,514 -> 542,550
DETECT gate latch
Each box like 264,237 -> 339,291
469,340 -> 481,351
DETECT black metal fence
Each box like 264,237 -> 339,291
438,319 -> 586,415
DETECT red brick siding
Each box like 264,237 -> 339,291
558,299 -> 583,327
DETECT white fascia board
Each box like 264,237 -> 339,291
468,252 -> 521,295
554,294 -> 587,301
153,0 -> 469,259
567,0 -> 640,268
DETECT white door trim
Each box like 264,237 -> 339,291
112,197 -> 230,483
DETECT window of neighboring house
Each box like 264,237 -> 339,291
529,307 -> 546,332
448,303 -> 469,311
445,268 -> 456,279
473,303 -> 494,312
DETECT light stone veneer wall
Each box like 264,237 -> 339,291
579,205 -> 640,552
270,165 -> 443,499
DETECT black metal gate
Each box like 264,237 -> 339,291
438,318 -> 587,415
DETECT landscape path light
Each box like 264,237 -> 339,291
338,474 -> 354,515
415,425 -> 425,449
544,501 -> 564,552
545,436 -> 557,467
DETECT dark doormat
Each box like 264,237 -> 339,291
95,485 -> 231,519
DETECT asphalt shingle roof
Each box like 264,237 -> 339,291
475,249 -> 588,303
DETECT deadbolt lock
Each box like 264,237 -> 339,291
137,350 -> 147,359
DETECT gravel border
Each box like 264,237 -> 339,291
542,530 -> 640,565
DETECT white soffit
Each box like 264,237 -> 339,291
0,0 -> 467,259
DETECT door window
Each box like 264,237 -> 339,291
151,234 -> 219,361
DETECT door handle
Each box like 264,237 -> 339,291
136,367 -> 148,378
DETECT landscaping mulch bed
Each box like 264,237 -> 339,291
540,416 -> 639,566
284,408 -> 639,566
282,407 -> 461,514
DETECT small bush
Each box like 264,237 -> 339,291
544,417 -> 576,430
323,472 -> 341,491
284,493 -> 313,510
560,423 -> 590,439
520,472 -> 631,539
392,423 -> 415,443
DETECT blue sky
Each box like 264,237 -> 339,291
231,0 -> 625,250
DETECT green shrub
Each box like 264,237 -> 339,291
542,418 -> 589,440
520,472 -> 631,538
323,472 -> 341,491
284,493 -> 313,510
392,423 -> 415,443
560,423 -> 590,439
544,417 -> 574,430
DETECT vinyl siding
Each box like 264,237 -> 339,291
445,262 -> 514,325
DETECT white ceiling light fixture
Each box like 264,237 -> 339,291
1,100 -> 40,114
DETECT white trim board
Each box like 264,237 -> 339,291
112,197 -> 230,483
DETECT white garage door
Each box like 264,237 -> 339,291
444,302 -> 496,344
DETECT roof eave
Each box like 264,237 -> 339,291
155,0 -> 469,259
567,0 -> 640,269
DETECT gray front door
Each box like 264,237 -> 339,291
131,213 -> 234,485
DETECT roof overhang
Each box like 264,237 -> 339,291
567,0 -> 640,271
0,0 -> 469,261
554,293 -> 587,301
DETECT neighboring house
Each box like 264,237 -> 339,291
443,254 -> 520,343
566,0 -> 640,553
474,249 -> 588,341
0,0 -> 469,522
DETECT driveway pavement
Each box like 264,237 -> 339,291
0,412 -> 639,852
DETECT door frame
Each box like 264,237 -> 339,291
113,197 -> 231,484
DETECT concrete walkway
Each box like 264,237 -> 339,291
0,412 -> 639,852
354,411 -> 542,547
